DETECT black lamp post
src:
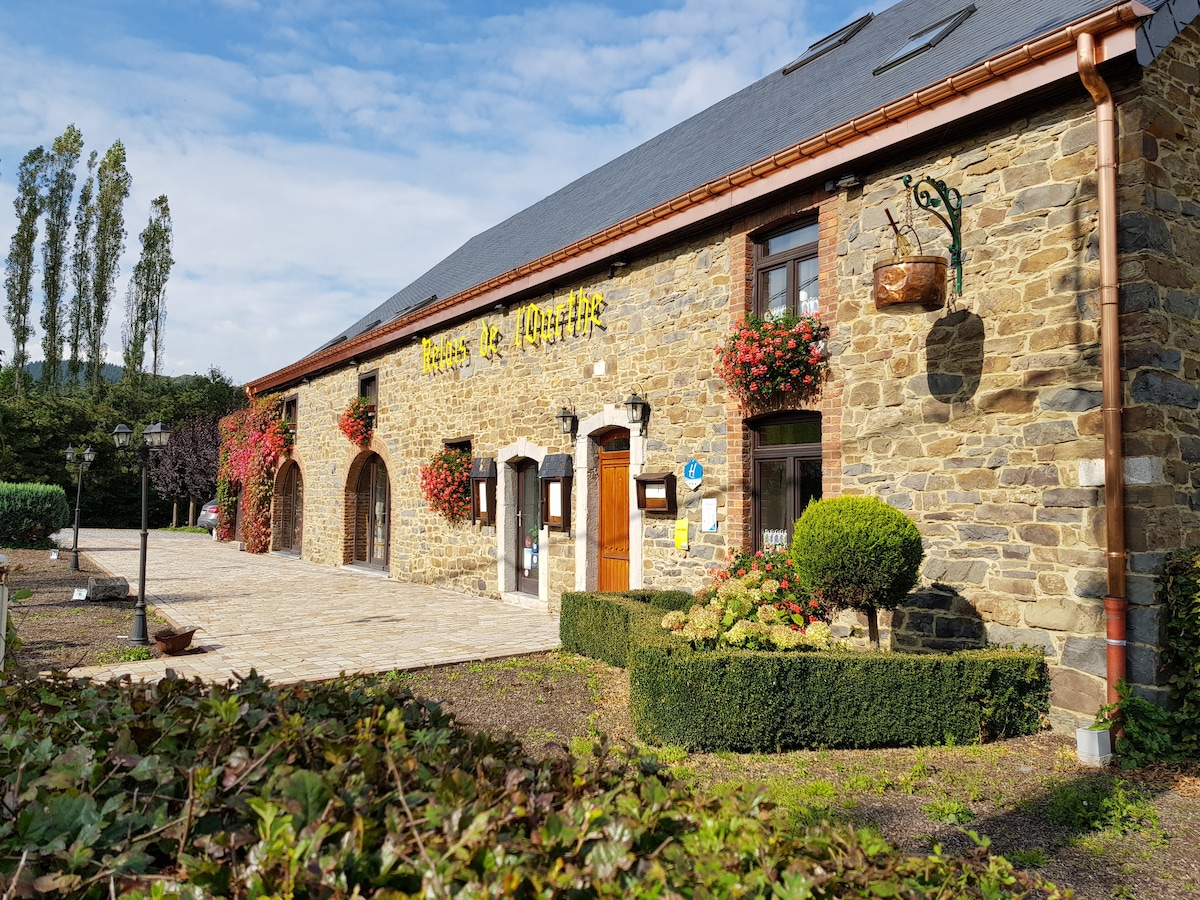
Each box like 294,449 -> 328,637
112,422 -> 171,646
64,444 -> 97,571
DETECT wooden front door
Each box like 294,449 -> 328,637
354,455 -> 389,570
280,464 -> 303,553
598,433 -> 630,591
514,459 -> 540,595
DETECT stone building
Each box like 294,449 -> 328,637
247,0 -> 1200,729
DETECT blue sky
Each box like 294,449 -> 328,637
1,0 -> 880,384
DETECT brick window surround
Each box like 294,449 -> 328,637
726,190 -> 842,551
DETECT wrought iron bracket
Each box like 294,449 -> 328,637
902,174 -> 963,295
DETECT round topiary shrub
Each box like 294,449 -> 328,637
791,495 -> 924,646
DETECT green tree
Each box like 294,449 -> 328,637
87,140 -> 131,395
66,151 -> 97,389
791,495 -> 925,647
4,147 -> 47,400
146,196 -> 172,378
121,194 -> 172,385
39,125 -> 85,393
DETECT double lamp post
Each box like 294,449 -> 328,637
111,422 -> 171,646
64,444 -> 97,571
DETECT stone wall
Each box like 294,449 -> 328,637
284,230 -> 736,610
833,87 -> 1137,728
270,41 -> 1198,729
1117,20 -> 1200,702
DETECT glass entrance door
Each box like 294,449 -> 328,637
515,460 -> 539,595
370,462 -> 388,567
354,455 -> 390,570
281,464 -> 303,553
752,414 -> 822,549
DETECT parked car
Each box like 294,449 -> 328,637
198,500 -> 219,533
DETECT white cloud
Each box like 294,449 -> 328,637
0,0 -> 863,384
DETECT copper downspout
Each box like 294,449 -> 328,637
1077,32 -> 1127,706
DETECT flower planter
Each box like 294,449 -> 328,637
873,255 -> 948,311
339,398 -> 375,446
714,313 -> 829,414
154,628 -> 197,655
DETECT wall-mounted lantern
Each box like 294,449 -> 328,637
539,453 -> 573,532
623,389 -> 650,435
635,472 -> 677,514
470,457 -> 497,526
555,405 -> 578,436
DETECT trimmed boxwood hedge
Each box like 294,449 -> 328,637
0,481 -> 70,548
630,643 -> 1049,751
560,590 -> 691,667
560,590 -> 1049,750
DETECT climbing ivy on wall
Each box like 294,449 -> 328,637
216,395 -> 291,552
1158,548 -> 1200,758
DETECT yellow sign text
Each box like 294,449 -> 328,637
422,335 -> 469,374
514,290 -> 603,347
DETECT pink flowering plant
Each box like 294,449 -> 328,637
419,447 -> 472,523
661,548 -> 837,651
715,312 -> 830,412
338,397 -> 375,446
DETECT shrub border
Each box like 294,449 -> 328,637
560,590 -> 1049,751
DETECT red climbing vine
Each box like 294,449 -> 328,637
216,395 -> 292,552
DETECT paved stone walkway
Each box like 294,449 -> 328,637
68,529 -> 560,684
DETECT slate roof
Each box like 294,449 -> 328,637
315,0 -> 1169,355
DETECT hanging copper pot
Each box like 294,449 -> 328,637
873,255 -> 948,311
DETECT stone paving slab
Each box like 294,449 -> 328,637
67,529 -> 560,684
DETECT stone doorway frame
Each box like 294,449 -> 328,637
497,438 -> 548,609
574,405 -> 645,591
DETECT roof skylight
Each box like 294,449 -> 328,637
783,13 -> 873,74
873,5 -> 976,76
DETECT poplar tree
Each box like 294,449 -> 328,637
87,140 -> 131,394
148,196 -> 172,378
39,124 -> 84,391
4,147 -> 47,399
66,151 -> 97,388
122,194 -> 173,383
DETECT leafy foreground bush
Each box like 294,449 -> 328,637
0,671 -> 1064,899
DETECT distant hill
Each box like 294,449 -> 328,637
24,361 -> 125,384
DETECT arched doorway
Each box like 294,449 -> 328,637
278,462 -> 304,554
597,428 -> 630,591
353,454 -> 390,570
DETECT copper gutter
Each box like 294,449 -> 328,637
1077,32 -> 1127,706
248,2 -> 1148,396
